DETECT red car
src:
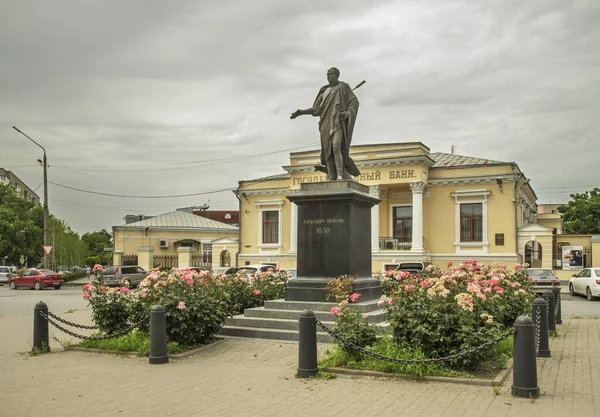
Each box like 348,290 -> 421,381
8,269 -> 64,290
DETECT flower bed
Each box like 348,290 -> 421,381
82,267 -> 292,347
321,260 -> 532,375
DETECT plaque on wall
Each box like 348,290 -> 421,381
495,233 -> 504,245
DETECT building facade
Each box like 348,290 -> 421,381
112,209 -> 239,271
235,142 -> 539,272
0,168 -> 40,204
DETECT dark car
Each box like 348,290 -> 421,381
8,269 -> 64,290
100,265 -> 147,288
526,268 -> 561,295
394,262 -> 433,276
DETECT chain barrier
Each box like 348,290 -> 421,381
315,320 -> 515,365
555,292 -> 560,318
533,307 -> 541,356
40,311 -> 148,341
47,311 -> 98,330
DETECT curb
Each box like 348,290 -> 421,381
321,357 -> 513,387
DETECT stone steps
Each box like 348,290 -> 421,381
219,298 -> 388,343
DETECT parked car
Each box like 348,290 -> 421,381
568,268 -> 600,301
8,269 -> 64,290
394,262 -> 433,276
168,267 -> 208,276
238,264 -> 278,275
526,268 -> 561,295
0,266 -> 13,284
100,265 -> 147,288
212,267 -> 239,275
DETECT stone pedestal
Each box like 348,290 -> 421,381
285,180 -> 381,302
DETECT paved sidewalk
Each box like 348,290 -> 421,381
1,311 -> 598,417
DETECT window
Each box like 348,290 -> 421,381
460,203 -> 483,242
202,243 -> 212,264
393,206 -> 412,242
262,211 -> 279,244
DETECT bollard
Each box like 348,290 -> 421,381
297,309 -> 318,378
554,289 -> 562,325
512,315 -> 539,398
33,301 -> 50,353
542,290 -> 556,332
149,305 -> 169,365
532,298 -> 550,357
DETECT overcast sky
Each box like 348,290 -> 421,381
1,0 -> 598,235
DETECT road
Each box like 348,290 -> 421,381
0,286 -> 90,318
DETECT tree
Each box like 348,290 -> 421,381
0,183 -> 43,266
49,216 -> 88,269
558,188 -> 600,234
81,229 -> 113,265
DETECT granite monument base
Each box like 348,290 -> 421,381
285,180 -> 382,302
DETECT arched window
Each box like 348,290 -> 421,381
220,250 -> 231,267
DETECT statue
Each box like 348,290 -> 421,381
290,68 -> 362,180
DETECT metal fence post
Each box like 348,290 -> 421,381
554,289 -> 562,324
298,309 -> 318,378
532,298 -> 550,357
543,289 -> 556,332
149,305 -> 169,365
512,315 -> 539,398
33,301 -> 50,353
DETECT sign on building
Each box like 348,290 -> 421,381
562,246 -> 584,270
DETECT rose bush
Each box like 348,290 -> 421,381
380,260 -> 533,368
83,267 -> 291,346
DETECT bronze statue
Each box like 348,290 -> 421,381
291,68 -> 363,180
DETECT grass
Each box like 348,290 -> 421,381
76,329 -> 192,357
319,334 -> 514,380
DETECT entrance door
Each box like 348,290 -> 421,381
525,241 -> 543,268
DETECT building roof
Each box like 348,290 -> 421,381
194,210 -> 239,224
430,152 -> 510,168
116,210 -> 238,230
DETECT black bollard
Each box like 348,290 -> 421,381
532,298 -> 550,357
542,290 -> 556,332
33,301 -> 50,353
554,289 -> 562,324
149,305 -> 169,365
512,315 -> 539,398
297,309 -> 318,378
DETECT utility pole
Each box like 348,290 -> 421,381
12,126 -> 50,270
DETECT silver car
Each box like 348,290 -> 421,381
100,265 -> 147,288
0,266 -> 12,284
526,268 -> 561,295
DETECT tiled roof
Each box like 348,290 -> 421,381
119,210 -> 238,230
430,152 -> 510,168
194,210 -> 239,224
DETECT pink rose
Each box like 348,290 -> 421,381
329,307 -> 342,316
386,270 -> 394,277
447,261 -> 453,267
83,293 -> 91,300
493,286 -> 504,294
349,293 -> 361,302
513,265 -> 521,271
377,300 -> 384,307
119,287 -> 130,294
141,292 -> 147,299
178,301 -> 186,310
420,280 -> 429,288
253,289 -> 261,295
82,284 -> 91,291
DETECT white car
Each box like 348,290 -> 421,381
0,266 -> 13,284
568,268 -> 600,301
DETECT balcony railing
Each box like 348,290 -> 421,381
379,237 -> 412,251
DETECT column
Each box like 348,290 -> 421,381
112,250 -> 123,267
137,246 -> 155,271
369,185 -> 380,252
289,200 -> 298,254
410,182 -> 425,254
177,247 -> 193,268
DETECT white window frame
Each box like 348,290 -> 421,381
256,200 -> 284,253
451,190 -> 490,255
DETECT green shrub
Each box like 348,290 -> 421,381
61,271 -> 87,282
329,299 -> 380,359
82,283 -> 138,334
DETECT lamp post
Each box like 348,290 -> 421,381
12,126 -> 49,270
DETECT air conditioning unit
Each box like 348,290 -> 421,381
159,240 -> 169,248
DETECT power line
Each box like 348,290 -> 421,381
48,181 -> 236,199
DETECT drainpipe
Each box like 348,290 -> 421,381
512,165 -> 521,263
235,187 -> 241,268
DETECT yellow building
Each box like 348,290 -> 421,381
112,209 -> 239,271
235,142 -> 540,272
537,203 -> 565,234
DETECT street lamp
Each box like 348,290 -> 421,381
12,126 -> 50,270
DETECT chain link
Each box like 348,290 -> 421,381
47,311 -> 98,330
555,292 -> 560,317
40,311 -> 148,341
533,307 -> 541,356
315,320 -> 514,365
